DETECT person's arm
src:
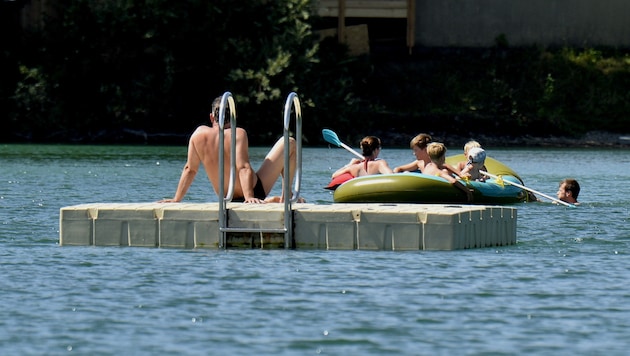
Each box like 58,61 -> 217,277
234,129 -> 260,203
393,160 -> 419,173
438,169 -> 473,202
332,159 -> 361,178
460,163 -> 471,175
452,180 -> 474,202
459,163 -> 473,179
444,162 -> 463,178
417,159 -> 427,172
479,164 -> 488,181
379,160 -> 393,174
332,164 -> 353,178
159,136 -> 201,202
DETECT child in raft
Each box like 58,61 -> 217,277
332,136 -> 393,178
423,142 -> 474,202
456,140 -> 487,171
393,133 -> 433,173
459,146 -> 487,182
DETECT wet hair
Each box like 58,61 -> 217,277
561,178 -> 580,199
426,142 -> 447,161
410,133 -> 432,149
211,96 -> 221,121
211,96 -> 231,123
360,136 -> 381,157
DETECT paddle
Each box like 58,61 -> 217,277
322,129 -> 364,159
480,170 -> 575,207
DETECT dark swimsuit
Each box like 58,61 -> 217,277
232,174 -> 267,202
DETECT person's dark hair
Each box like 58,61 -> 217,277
360,136 -> 381,157
411,133 -> 432,149
211,96 -> 221,121
211,96 -> 232,123
562,178 -> 580,199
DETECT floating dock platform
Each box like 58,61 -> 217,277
59,203 -> 517,250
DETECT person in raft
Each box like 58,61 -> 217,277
459,147 -> 487,182
331,136 -> 393,179
456,140 -> 488,172
159,96 -> 300,204
393,133 -> 433,173
423,142 -> 474,202
556,178 -> 580,205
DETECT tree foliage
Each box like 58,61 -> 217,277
5,0 -> 368,143
1,1 -> 629,144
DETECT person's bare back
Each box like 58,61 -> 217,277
339,159 -> 392,178
159,95 -> 299,204
188,124 -> 253,200
331,136 -> 393,179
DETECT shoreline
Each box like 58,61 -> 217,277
379,131 -> 630,149
3,130 -> 630,148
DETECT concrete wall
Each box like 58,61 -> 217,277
415,0 -> 630,47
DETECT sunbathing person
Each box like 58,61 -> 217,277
159,96 -> 297,204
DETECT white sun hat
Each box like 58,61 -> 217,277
467,147 -> 486,165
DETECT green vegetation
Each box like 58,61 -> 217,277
1,1 -> 629,144
361,45 -> 630,140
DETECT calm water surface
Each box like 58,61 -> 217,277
1,144 -> 629,355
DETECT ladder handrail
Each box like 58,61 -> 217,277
283,92 -> 303,204
217,92 -> 303,249
282,92 -> 303,248
217,92 -> 237,248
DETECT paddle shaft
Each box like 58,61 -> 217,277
322,129 -> 365,160
340,142 -> 364,160
480,170 -> 573,207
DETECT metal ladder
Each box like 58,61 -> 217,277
217,92 -> 303,249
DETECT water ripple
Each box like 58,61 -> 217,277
1,146 -> 630,354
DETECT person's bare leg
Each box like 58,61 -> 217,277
257,137 -> 296,200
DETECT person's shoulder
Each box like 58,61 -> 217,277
189,125 -> 212,139
192,125 -> 212,134
235,127 -> 248,137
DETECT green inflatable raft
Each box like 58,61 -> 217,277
331,155 -> 528,204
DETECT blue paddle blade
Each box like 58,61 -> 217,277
322,129 -> 342,147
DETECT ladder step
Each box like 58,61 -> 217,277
220,227 -> 288,234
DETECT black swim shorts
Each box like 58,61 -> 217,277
231,174 -> 267,202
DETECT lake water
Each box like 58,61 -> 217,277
1,143 -> 629,355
